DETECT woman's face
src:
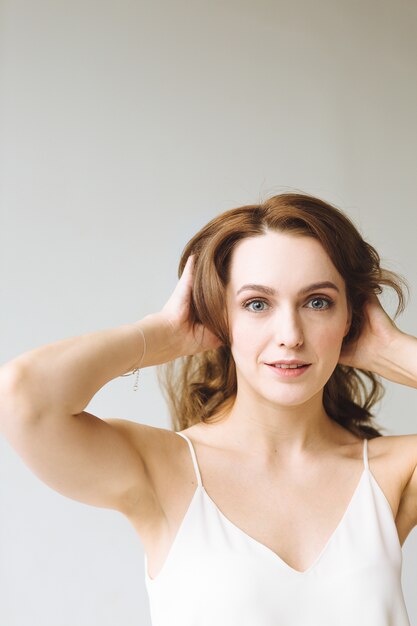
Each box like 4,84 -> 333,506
225,231 -> 352,406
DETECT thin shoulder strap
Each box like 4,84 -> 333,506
363,438 -> 369,471
176,432 -> 203,487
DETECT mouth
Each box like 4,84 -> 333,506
267,360 -> 311,368
266,363 -> 312,378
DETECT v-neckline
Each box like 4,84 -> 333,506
200,467 -> 367,576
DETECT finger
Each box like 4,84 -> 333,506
176,255 -> 195,297
181,255 -> 195,282
163,256 -> 195,312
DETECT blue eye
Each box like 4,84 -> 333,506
243,299 -> 268,312
307,297 -> 333,310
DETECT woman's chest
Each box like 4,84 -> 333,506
140,433 -> 412,580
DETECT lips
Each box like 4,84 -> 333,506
268,360 -> 310,366
272,364 -> 307,369
266,363 -> 311,377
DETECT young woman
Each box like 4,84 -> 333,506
1,192 -> 416,625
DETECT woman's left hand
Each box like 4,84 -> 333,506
338,294 -> 402,371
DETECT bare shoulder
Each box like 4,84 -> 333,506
370,431 -> 417,454
103,418 -> 184,475
103,418 -> 191,501
368,433 -> 417,489
103,417 -> 169,454
369,433 -> 417,540
383,433 -> 417,492
372,433 -> 417,472
102,419 -> 200,548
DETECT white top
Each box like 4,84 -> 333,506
144,432 -> 410,626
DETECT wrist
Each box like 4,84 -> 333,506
375,331 -> 417,389
130,313 -> 182,368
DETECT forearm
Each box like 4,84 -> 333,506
0,313 -> 181,417
373,331 -> 417,390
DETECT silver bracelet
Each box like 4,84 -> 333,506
120,325 -> 147,391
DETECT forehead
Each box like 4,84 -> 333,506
227,232 -> 344,290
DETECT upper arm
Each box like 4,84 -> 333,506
0,392 -> 160,519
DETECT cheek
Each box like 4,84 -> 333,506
320,317 -> 347,344
230,325 -> 257,359
316,323 -> 344,345
228,319 -> 263,369
314,323 -> 347,377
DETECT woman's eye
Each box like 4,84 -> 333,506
307,297 -> 333,310
243,299 -> 269,312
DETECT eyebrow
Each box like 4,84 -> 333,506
236,281 -> 340,296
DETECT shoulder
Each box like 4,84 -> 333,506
104,418 -> 192,482
367,433 -> 417,479
388,433 -> 417,485
370,433 -> 417,517
369,432 -> 417,464
376,433 -> 417,538
104,418 -> 182,458
103,418 -> 168,452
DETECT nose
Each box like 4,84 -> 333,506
273,306 -> 304,348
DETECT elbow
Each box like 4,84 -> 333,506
0,361 -> 27,398
0,362 -> 39,433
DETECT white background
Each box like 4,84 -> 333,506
1,0 -> 416,624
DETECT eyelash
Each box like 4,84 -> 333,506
241,296 -> 335,313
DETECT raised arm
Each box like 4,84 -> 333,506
0,255 -> 222,522
0,314 -> 181,517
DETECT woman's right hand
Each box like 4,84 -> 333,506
158,255 -> 224,358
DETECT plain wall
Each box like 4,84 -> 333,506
1,0 -> 416,624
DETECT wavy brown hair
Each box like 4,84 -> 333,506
157,192 -> 409,439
